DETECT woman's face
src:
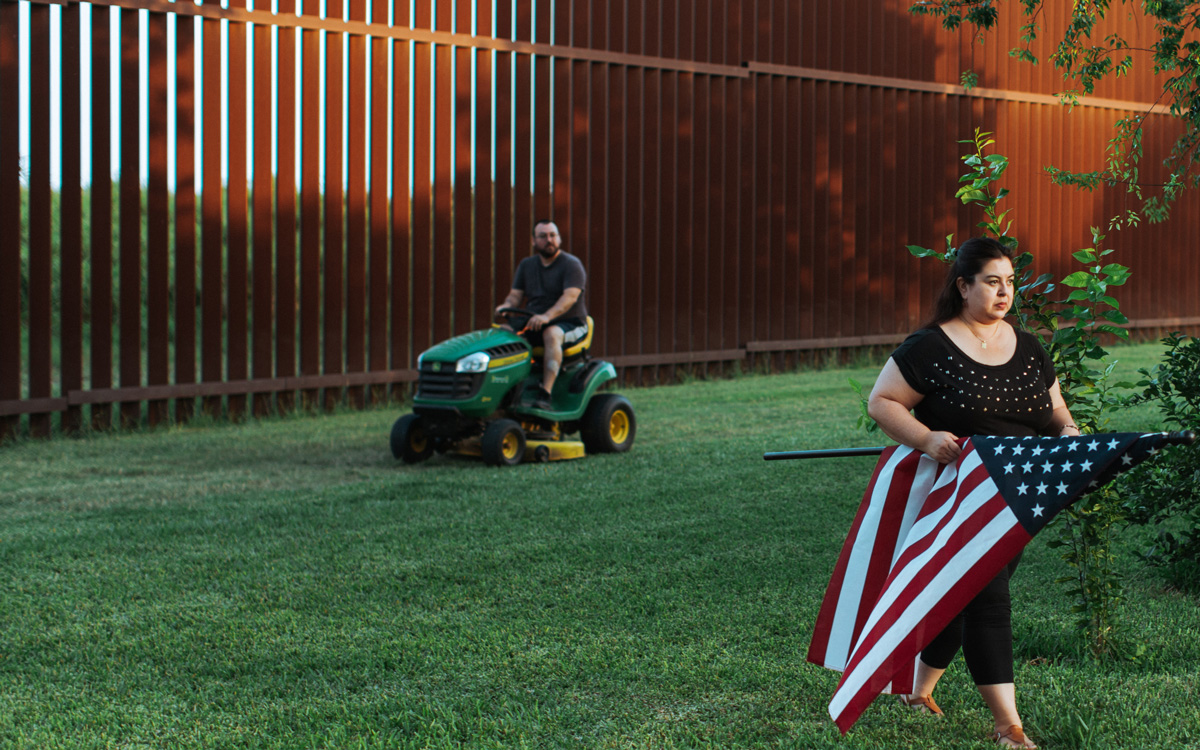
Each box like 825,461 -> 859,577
958,257 -> 1015,321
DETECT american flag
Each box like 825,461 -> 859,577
807,432 -> 1173,733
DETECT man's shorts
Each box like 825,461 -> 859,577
509,315 -> 588,348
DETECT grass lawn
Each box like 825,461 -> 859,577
1,341 -> 1197,749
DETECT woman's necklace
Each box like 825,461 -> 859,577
962,317 -> 1001,349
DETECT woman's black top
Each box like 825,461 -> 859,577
890,326 -> 1056,438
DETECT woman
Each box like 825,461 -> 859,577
867,237 -> 1080,749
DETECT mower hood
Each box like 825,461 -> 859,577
418,327 -> 529,366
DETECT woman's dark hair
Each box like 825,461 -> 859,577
925,237 -> 1015,327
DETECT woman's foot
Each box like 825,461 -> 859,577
897,693 -> 944,716
991,724 -> 1037,749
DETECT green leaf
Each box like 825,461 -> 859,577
1072,249 -> 1097,263
1061,271 -> 1092,287
1102,264 -> 1132,284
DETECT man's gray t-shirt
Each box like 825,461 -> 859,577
513,251 -> 587,321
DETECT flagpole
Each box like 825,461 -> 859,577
763,447 -> 886,461
763,430 -> 1195,462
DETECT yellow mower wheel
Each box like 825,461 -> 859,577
482,419 -> 526,467
581,394 -> 636,454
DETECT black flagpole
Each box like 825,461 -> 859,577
763,446 -> 886,461
763,430 -> 1197,461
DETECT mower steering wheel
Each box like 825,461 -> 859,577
495,307 -> 536,320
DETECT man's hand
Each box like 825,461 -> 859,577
527,313 -> 551,331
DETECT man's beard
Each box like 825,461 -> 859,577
537,245 -> 559,258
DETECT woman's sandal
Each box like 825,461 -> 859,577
897,693 -> 944,716
991,724 -> 1038,749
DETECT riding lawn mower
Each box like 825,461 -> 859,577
390,309 -> 636,467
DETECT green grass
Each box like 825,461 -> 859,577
1,342 -> 1197,749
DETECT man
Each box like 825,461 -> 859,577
495,220 -> 588,410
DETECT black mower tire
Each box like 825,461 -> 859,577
482,419 -> 526,467
391,413 -> 434,463
580,394 -> 636,454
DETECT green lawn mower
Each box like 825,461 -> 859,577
390,309 -> 636,467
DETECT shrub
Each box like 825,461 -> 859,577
1120,333 -> 1200,590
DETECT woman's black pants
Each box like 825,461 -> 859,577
919,550 -> 1023,685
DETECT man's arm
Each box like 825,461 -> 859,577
495,288 -> 525,318
527,287 -> 582,331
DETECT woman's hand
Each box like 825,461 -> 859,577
919,431 -> 962,464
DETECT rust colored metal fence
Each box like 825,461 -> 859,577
3,0 -> 1199,439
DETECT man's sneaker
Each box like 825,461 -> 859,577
530,386 -> 553,410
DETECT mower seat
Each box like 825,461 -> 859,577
532,316 -> 594,364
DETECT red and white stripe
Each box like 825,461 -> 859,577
809,441 -> 1034,733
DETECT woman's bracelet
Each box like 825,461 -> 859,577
1059,422 -> 1079,434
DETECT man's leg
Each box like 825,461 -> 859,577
541,325 -> 565,393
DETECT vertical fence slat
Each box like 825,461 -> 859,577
432,42 -> 453,342
0,2 -> 17,439
551,57 -> 571,225
226,6 -> 248,419
323,2 -> 345,410
874,86 -> 892,337
146,10 -> 170,426
534,0 -> 549,45
119,7 -> 142,427
731,74 -> 750,355
411,39 -> 433,355
27,4 -> 52,436
513,50 -> 532,261
691,74 -> 709,360
608,66 -> 628,365
368,0 -> 389,395
299,6 -> 321,403
798,78 -> 814,341
783,76 -> 801,345
453,42 -> 473,333
275,1 -> 297,411
645,68 -> 664,363
252,7 -> 275,416
60,1 -> 84,433
659,70 -> 677,367
201,14 -> 223,414
533,53 -> 551,219
854,86 -> 871,339
586,61 -> 609,355
0,2 -> 16,439
473,1 -> 494,332
627,67 -> 645,373
566,57 -> 588,270
839,83 -> 858,341
91,6 -> 114,429
768,73 -> 787,354
676,69 -> 695,365
345,0 -> 367,408
752,73 -> 770,349
811,80 -> 829,342
175,9 -> 197,423
390,14 -> 412,374
492,42 -> 513,334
